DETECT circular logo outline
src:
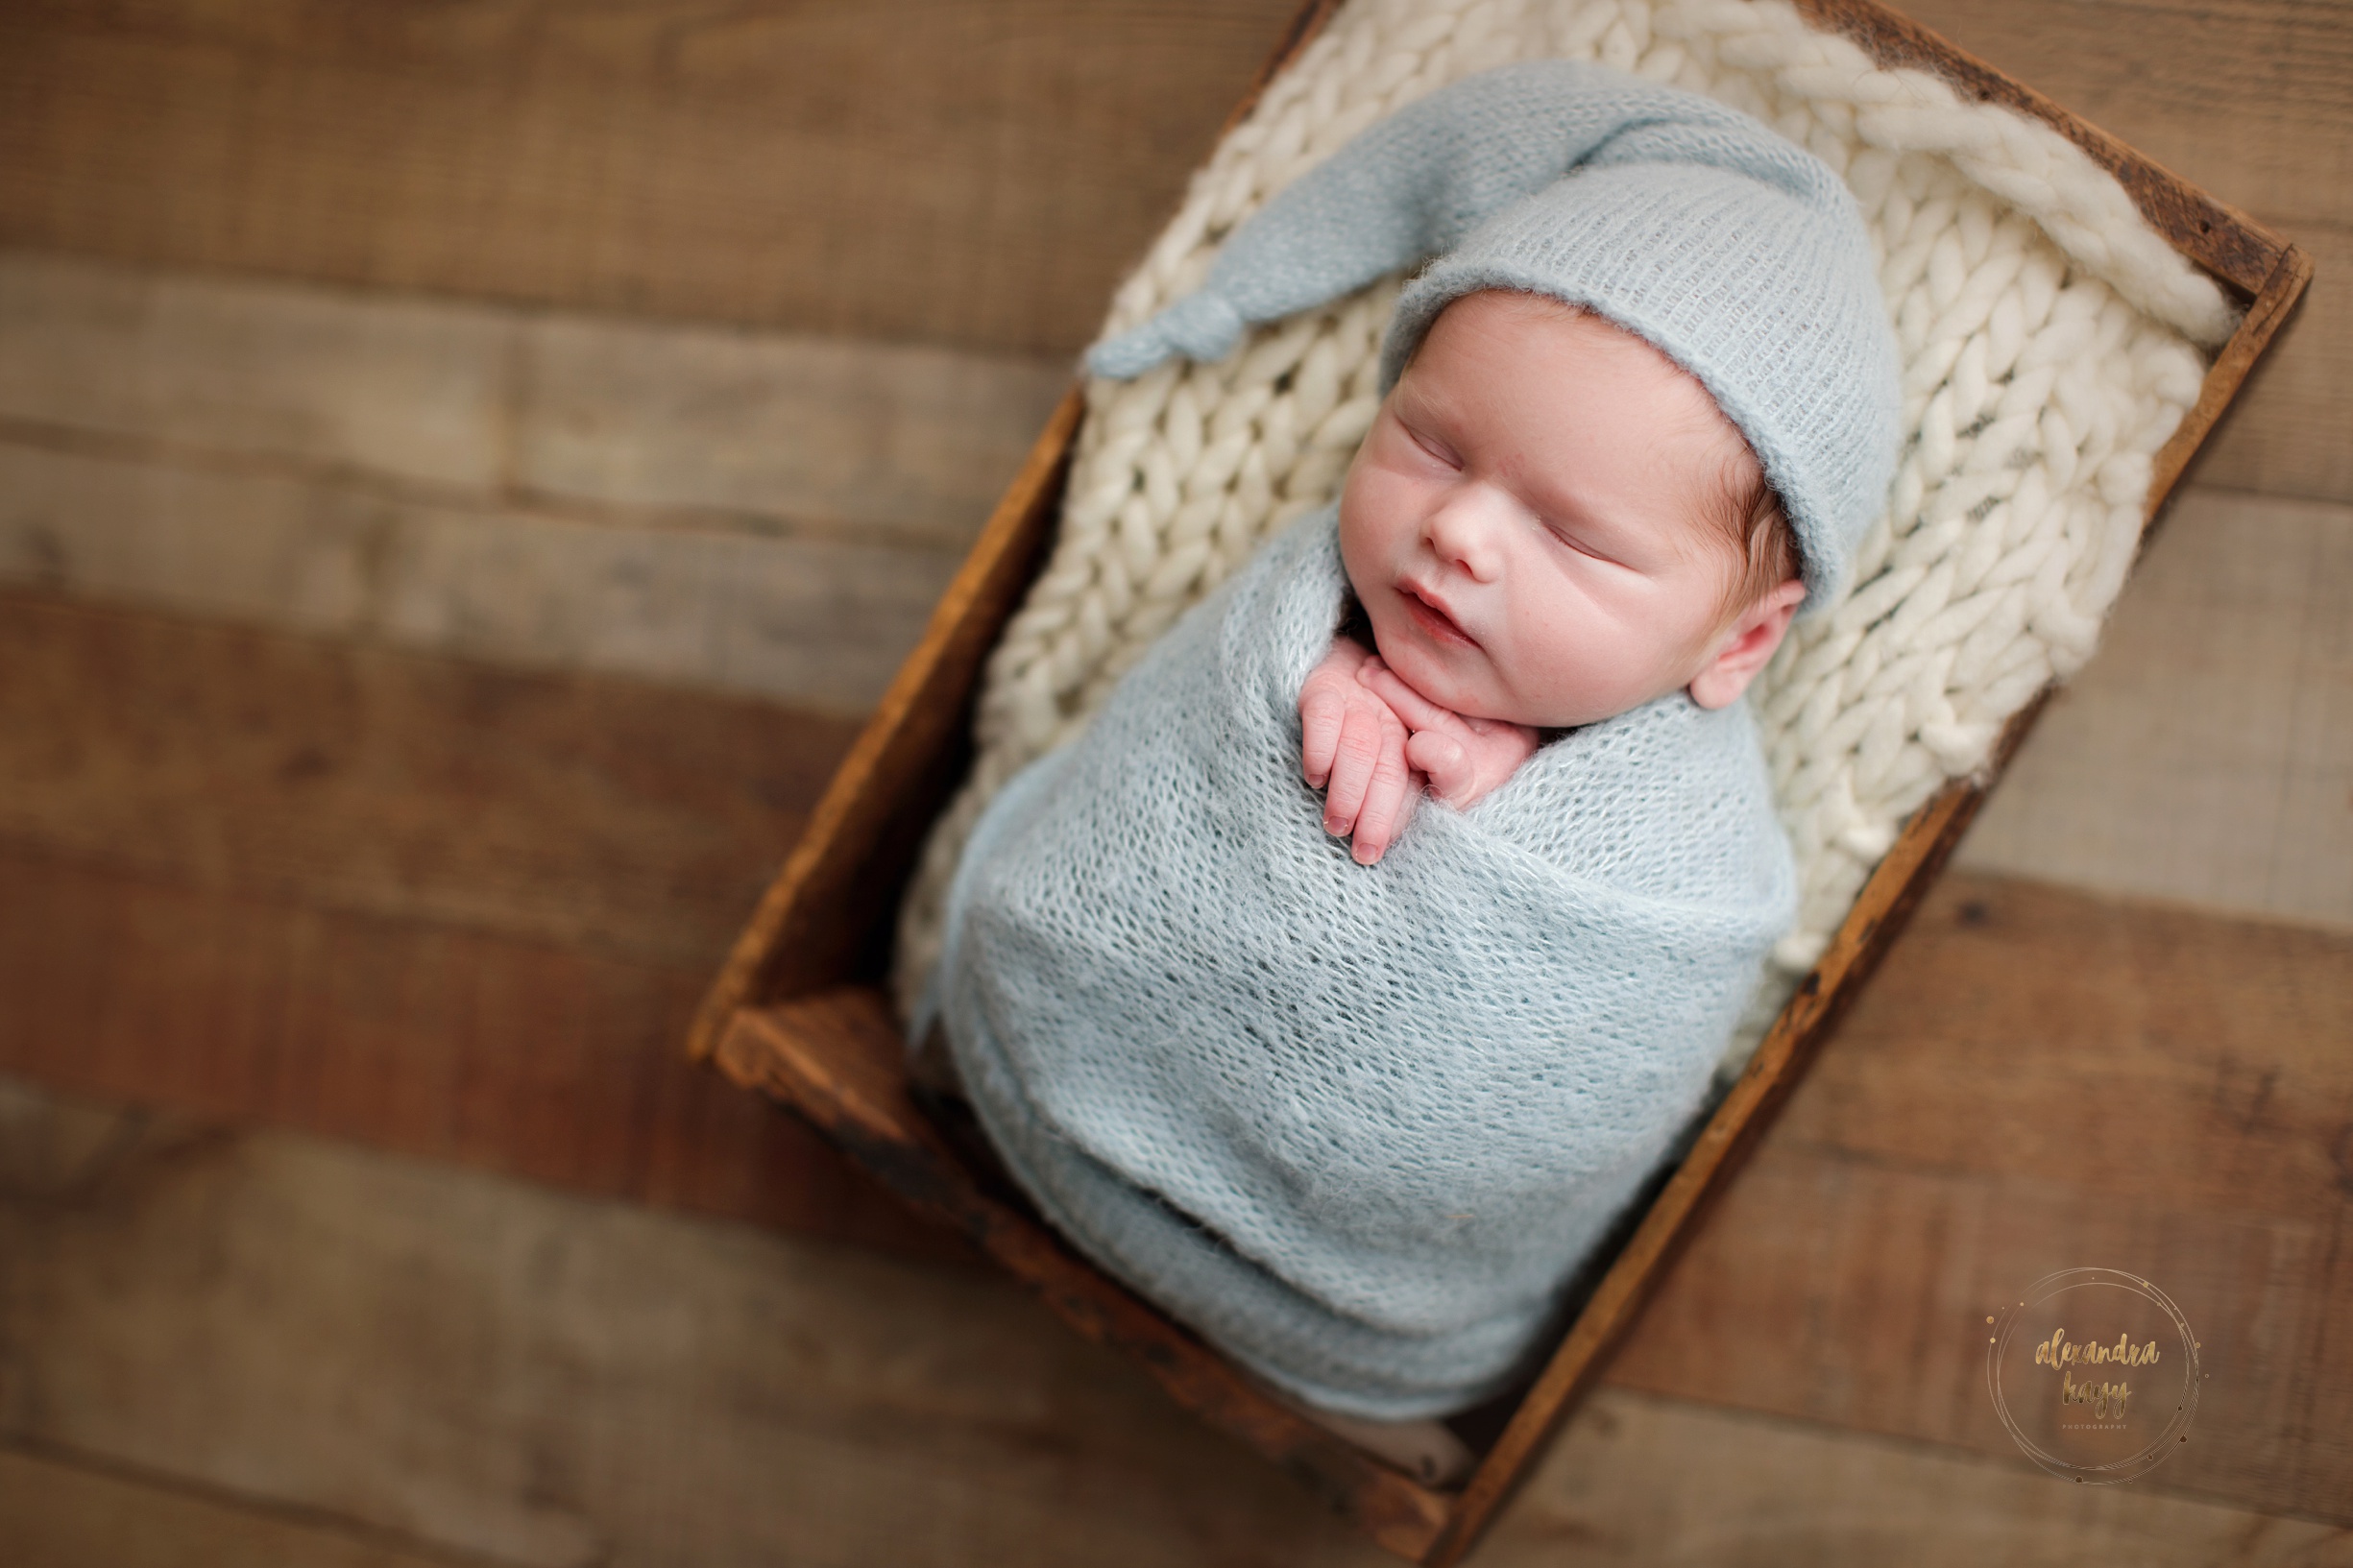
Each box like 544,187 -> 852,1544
1986,1266 -> 2201,1484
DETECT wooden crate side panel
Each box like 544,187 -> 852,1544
2150,245 -> 2316,514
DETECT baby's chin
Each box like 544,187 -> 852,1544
1373,614 -> 1691,728
1377,640 -> 1530,724
1408,655 -> 1694,729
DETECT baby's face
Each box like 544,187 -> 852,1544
1339,290 -> 1763,730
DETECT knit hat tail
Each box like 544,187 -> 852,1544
1088,60 -> 1902,615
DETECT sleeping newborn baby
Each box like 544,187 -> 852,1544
914,60 -> 1901,1445
1298,284 -> 1805,866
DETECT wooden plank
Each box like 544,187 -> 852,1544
1608,1153 -> 2347,1521
514,309 -> 1069,548
2190,220 -> 2353,507
0,248 -> 509,490
0,249 -> 1070,546
0,1074 -> 1396,1568
0,441 -> 966,713
1603,871 -> 2353,1525
0,590 -> 859,964
0,843 -> 957,1264
1957,488 -> 2353,929
4,1072 -> 2344,1567
0,0 -> 1300,357
0,251 -> 1072,710
1478,1389 -> 2353,1567
0,592 -> 976,1258
0,1447 -> 461,1568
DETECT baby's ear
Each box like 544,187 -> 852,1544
1688,578 -> 1806,711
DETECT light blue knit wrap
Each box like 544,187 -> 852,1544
1090,60 -> 1902,614
926,508 -> 1796,1417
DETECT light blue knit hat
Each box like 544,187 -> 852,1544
1089,60 -> 1902,614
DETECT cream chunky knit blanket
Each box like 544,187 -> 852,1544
895,0 -> 2233,1072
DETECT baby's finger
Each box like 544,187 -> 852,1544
1358,662 -> 1458,736
1348,774 -> 1403,864
1322,705 -> 1384,834
1349,721 -> 1418,865
1298,681 -> 1346,787
1404,730 -> 1472,806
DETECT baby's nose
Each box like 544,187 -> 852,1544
1425,488 -> 1509,580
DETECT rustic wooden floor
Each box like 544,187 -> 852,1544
0,2 -> 2346,1563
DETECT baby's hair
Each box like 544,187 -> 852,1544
1710,453 -> 1800,622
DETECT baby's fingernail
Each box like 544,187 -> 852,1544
1352,842 -> 1382,865
1324,816 -> 1347,835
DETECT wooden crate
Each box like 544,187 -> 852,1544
685,3 -> 2310,1560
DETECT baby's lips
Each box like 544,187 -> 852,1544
1396,578 -> 1475,645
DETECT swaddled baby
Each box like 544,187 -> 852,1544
916,60 -> 1902,1449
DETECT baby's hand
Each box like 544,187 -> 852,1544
1298,638 -> 1421,865
1358,660 -> 1541,810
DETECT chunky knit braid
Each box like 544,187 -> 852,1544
893,0 -> 2233,1069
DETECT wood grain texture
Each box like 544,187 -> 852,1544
2188,220 -> 2353,507
0,1075 -> 1395,1568
1604,871 -> 2353,1526
1893,0 -> 2353,232
0,251 -> 1071,547
0,441 -> 968,714
1479,1390 -> 2353,1567
1798,0 -> 2284,289
0,590 -> 855,965
0,251 -> 1070,712
0,592 -> 969,1260
0,1 -> 2342,501
1958,488 -> 2353,929
4,1071 -> 2346,1567
0,0 -> 1299,358
0,1447 -> 462,1568
0,844 -> 957,1263
0,248 -> 509,489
